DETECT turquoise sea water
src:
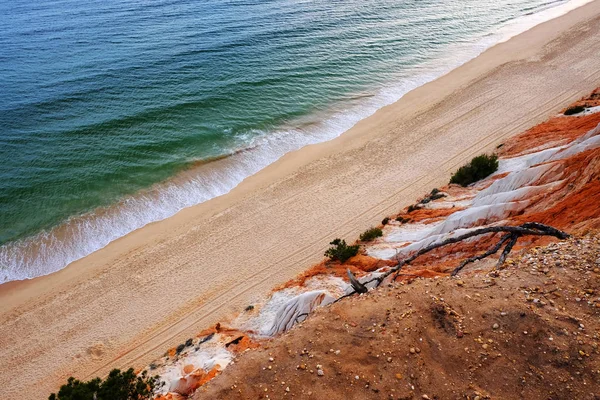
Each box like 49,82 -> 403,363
0,0 -> 590,282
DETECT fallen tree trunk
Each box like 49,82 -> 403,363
349,222 -> 569,296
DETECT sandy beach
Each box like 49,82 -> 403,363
2,2 -> 600,399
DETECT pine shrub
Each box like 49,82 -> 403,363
324,239 -> 359,263
449,154 -> 498,187
360,227 -> 383,242
49,369 -> 158,400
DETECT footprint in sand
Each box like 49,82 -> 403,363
86,343 -> 105,360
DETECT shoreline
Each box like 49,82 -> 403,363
1,0 -> 595,286
2,1 -> 600,398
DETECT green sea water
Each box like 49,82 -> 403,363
0,0 -> 590,282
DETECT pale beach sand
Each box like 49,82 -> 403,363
2,2 -> 600,398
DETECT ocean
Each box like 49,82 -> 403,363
0,0 -> 591,283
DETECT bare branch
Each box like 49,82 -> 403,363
450,233 -> 512,276
347,269 -> 368,294
341,223 -> 569,299
497,234 -> 519,265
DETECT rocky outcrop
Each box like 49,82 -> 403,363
265,291 -> 335,336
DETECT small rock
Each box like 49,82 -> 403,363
422,395 -> 431,400
387,357 -> 393,363
317,369 -> 324,376
492,323 -> 499,330
409,347 -> 416,354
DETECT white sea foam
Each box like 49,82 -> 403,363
0,0 -> 592,284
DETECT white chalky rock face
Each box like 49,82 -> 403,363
366,123 -> 600,261
235,276 -> 345,336
496,146 -> 564,174
154,344 -> 233,395
477,163 -> 557,199
472,182 -> 563,207
550,130 -> 600,160
265,290 -> 335,336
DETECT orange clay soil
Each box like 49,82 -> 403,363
396,207 -> 466,225
500,90 -> 600,157
194,234 -> 600,400
275,256 -> 397,290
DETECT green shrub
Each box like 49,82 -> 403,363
381,217 -> 390,225
324,239 -> 359,263
564,105 -> 585,115
395,216 -> 408,223
360,227 -> 383,242
449,154 -> 499,187
49,369 -> 158,400
430,192 -> 446,201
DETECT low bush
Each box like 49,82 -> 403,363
360,227 -> 383,242
49,369 -> 158,400
381,217 -> 390,225
407,204 -> 419,213
564,105 -> 585,115
324,239 -> 359,263
449,154 -> 498,187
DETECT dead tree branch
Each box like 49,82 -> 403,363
347,269 -> 368,294
450,233 -> 512,276
348,223 -> 568,297
497,233 -> 519,265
